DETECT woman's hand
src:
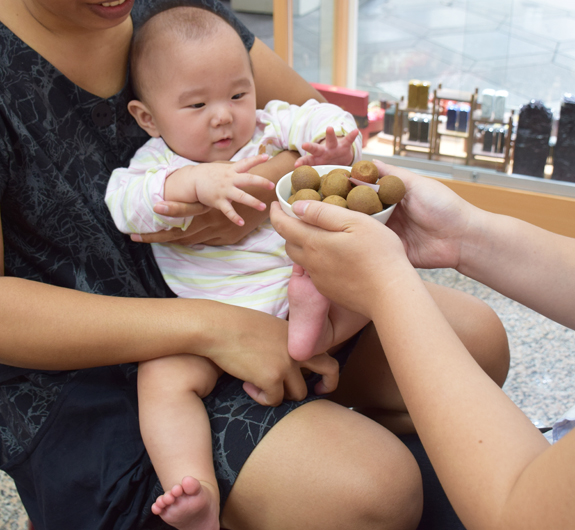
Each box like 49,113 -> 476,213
374,160 -> 475,270
194,302 -> 339,406
270,201 -> 412,318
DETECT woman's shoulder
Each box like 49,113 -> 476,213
0,19 -> 30,62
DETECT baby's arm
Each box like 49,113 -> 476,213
164,155 -> 274,227
106,140 -> 273,233
267,99 -> 362,168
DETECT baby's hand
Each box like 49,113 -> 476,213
163,154 -> 274,227
295,127 -> 360,168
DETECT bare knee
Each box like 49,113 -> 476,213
138,354 -> 220,398
223,401 -> 423,530
427,282 -> 510,387
348,439 -> 423,530
451,295 -> 510,387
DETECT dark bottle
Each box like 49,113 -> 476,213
483,127 -> 494,152
420,114 -> 430,143
408,114 -> 420,142
551,94 -> 575,182
446,105 -> 458,131
513,100 -> 552,178
457,107 -> 469,132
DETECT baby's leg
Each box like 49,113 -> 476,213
288,264 -> 370,361
138,354 -> 222,530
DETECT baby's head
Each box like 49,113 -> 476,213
128,6 -> 257,162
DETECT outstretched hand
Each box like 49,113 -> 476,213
295,127 -> 359,168
373,160 -> 474,270
162,154 -> 274,227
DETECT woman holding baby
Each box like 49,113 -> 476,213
0,0 -> 508,528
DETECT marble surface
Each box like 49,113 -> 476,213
2,268 -> 574,528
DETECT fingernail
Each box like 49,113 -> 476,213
292,201 -> 309,216
155,204 -> 169,214
131,234 -> 143,242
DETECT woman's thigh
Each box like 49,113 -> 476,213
330,281 -> 510,413
221,399 -> 423,530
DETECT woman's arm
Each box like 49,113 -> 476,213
368,262 -> 571,530
375,161 -> 575,329
250,38 -> 326,108
271,199 -> 575,529
457,211 -> 575,329
0,216 -> 338,404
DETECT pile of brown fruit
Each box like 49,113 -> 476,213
287,160 -> 406,215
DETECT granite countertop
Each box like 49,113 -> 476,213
2,268 -> 574,528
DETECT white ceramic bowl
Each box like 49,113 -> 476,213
276,164 -> 397,224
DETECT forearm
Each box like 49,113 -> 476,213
0,276 -> 228,370
369,268 -> 551,530
106,160 -> 193,234
458,208 -> 575,328
250,38 -> 326,109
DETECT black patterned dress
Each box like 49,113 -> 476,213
0,2 -> 348,528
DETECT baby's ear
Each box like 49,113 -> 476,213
128,100 -> 160,137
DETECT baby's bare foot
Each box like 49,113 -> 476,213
287,264 -> 331,361
151,476 -> 219,530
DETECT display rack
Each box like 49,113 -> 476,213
392,97 -> 434,158
429,86 -> 478,162
468,110 -> 515,173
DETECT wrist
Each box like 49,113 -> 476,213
456,207 -> 501,278
365,257 -> 420,320
164,166 -> 198,203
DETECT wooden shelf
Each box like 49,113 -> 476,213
392,99 -> 433,157
468,110 -> 515,172
392,85 -> 515,171
436,125 -> 469,139
426,85 -> 478,162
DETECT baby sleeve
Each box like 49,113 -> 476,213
105,138 -> 195,234
258,99 -> 363,163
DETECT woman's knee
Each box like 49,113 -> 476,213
426,282 -> 510,386
222,400 -> 422,530
349,437 -> 423,530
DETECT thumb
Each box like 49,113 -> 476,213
232,154 -> 270,173
291,199 -> 364,233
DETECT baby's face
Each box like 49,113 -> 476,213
142,23 -> 257,162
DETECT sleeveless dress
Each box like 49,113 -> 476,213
0,1 -> 354,527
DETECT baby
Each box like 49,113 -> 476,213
105,6 -> 368,530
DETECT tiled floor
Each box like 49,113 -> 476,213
2,1 -> 574,527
